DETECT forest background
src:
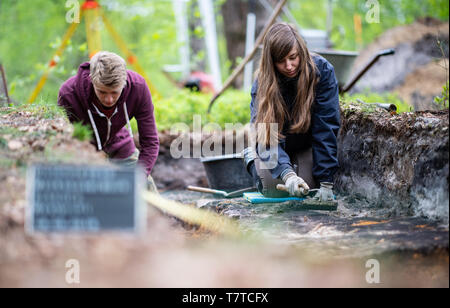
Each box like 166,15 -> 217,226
0,0 -> 448,130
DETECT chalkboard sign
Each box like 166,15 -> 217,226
26,164 -> 146,233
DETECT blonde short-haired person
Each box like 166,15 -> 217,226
58,51 -> 159,191
243,23 -> 340,201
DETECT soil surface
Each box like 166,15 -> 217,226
165,190 -> 449,258
0,108 -> 448,288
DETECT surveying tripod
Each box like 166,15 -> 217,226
28,0 -> 160,103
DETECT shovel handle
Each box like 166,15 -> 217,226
187,186 -> 225,196
276,184 -> 287,192
276,184 -> 308,195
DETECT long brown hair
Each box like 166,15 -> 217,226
255,22 -> 318,146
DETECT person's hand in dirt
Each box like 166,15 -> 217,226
282,171 -> 309,197
314,182 -> 335,202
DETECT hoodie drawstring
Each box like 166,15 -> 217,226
87,109 -> 102,151
123,102 -> 134,139
87,102 -> 133,152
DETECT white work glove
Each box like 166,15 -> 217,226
282,171 -> 309,197
315,182 -> 335,202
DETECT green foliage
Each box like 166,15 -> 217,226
72,122 -> 93,142
0,0 -> 87,103
433,81 -> 449,109
154,89 -> 250,131
130,117 -> 138,134
1,0 -> 448,134
209,90 -> 251,126
289,0 -> 449,51
0,0 -> 184,104
340,91 -> 413,113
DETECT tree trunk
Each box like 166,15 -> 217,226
221,0 -> 269,88
189,1 -> 206,72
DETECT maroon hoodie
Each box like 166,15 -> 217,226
58,62 -> 159,175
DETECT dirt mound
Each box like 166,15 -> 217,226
337,103 -> 449,222
0,108 -> 109,232
394,59 -> 448,110
350,18 -> 449,110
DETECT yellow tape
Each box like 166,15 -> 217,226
142,191 -> 243,238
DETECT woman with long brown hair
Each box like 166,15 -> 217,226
243,22 -> 340,201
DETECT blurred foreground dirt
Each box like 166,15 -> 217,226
0,109 -> 448,288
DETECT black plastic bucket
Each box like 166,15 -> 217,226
201,154 -> 254,191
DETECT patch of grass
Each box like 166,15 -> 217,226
0,126 -> 22,138
433,81 -> 449,110
0,137 -> 7,148
340,91 -> 413,114
20,98 -> 66,119
0,106 -> 16,115
72,122 -> 92,141
3,98 -> 66,119
0,157 -> 16,169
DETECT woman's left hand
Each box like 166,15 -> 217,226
315,182 -> 335,201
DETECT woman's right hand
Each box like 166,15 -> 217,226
282,171 -> 310,197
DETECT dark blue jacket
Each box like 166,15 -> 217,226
250,54 -> 340,183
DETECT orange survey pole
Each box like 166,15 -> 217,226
353,14 -> 363,48
82,0 -> 102,58
100,9 -> 161,100
28,12 -> 82,104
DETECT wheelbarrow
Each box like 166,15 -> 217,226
315,48 -> 395,93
